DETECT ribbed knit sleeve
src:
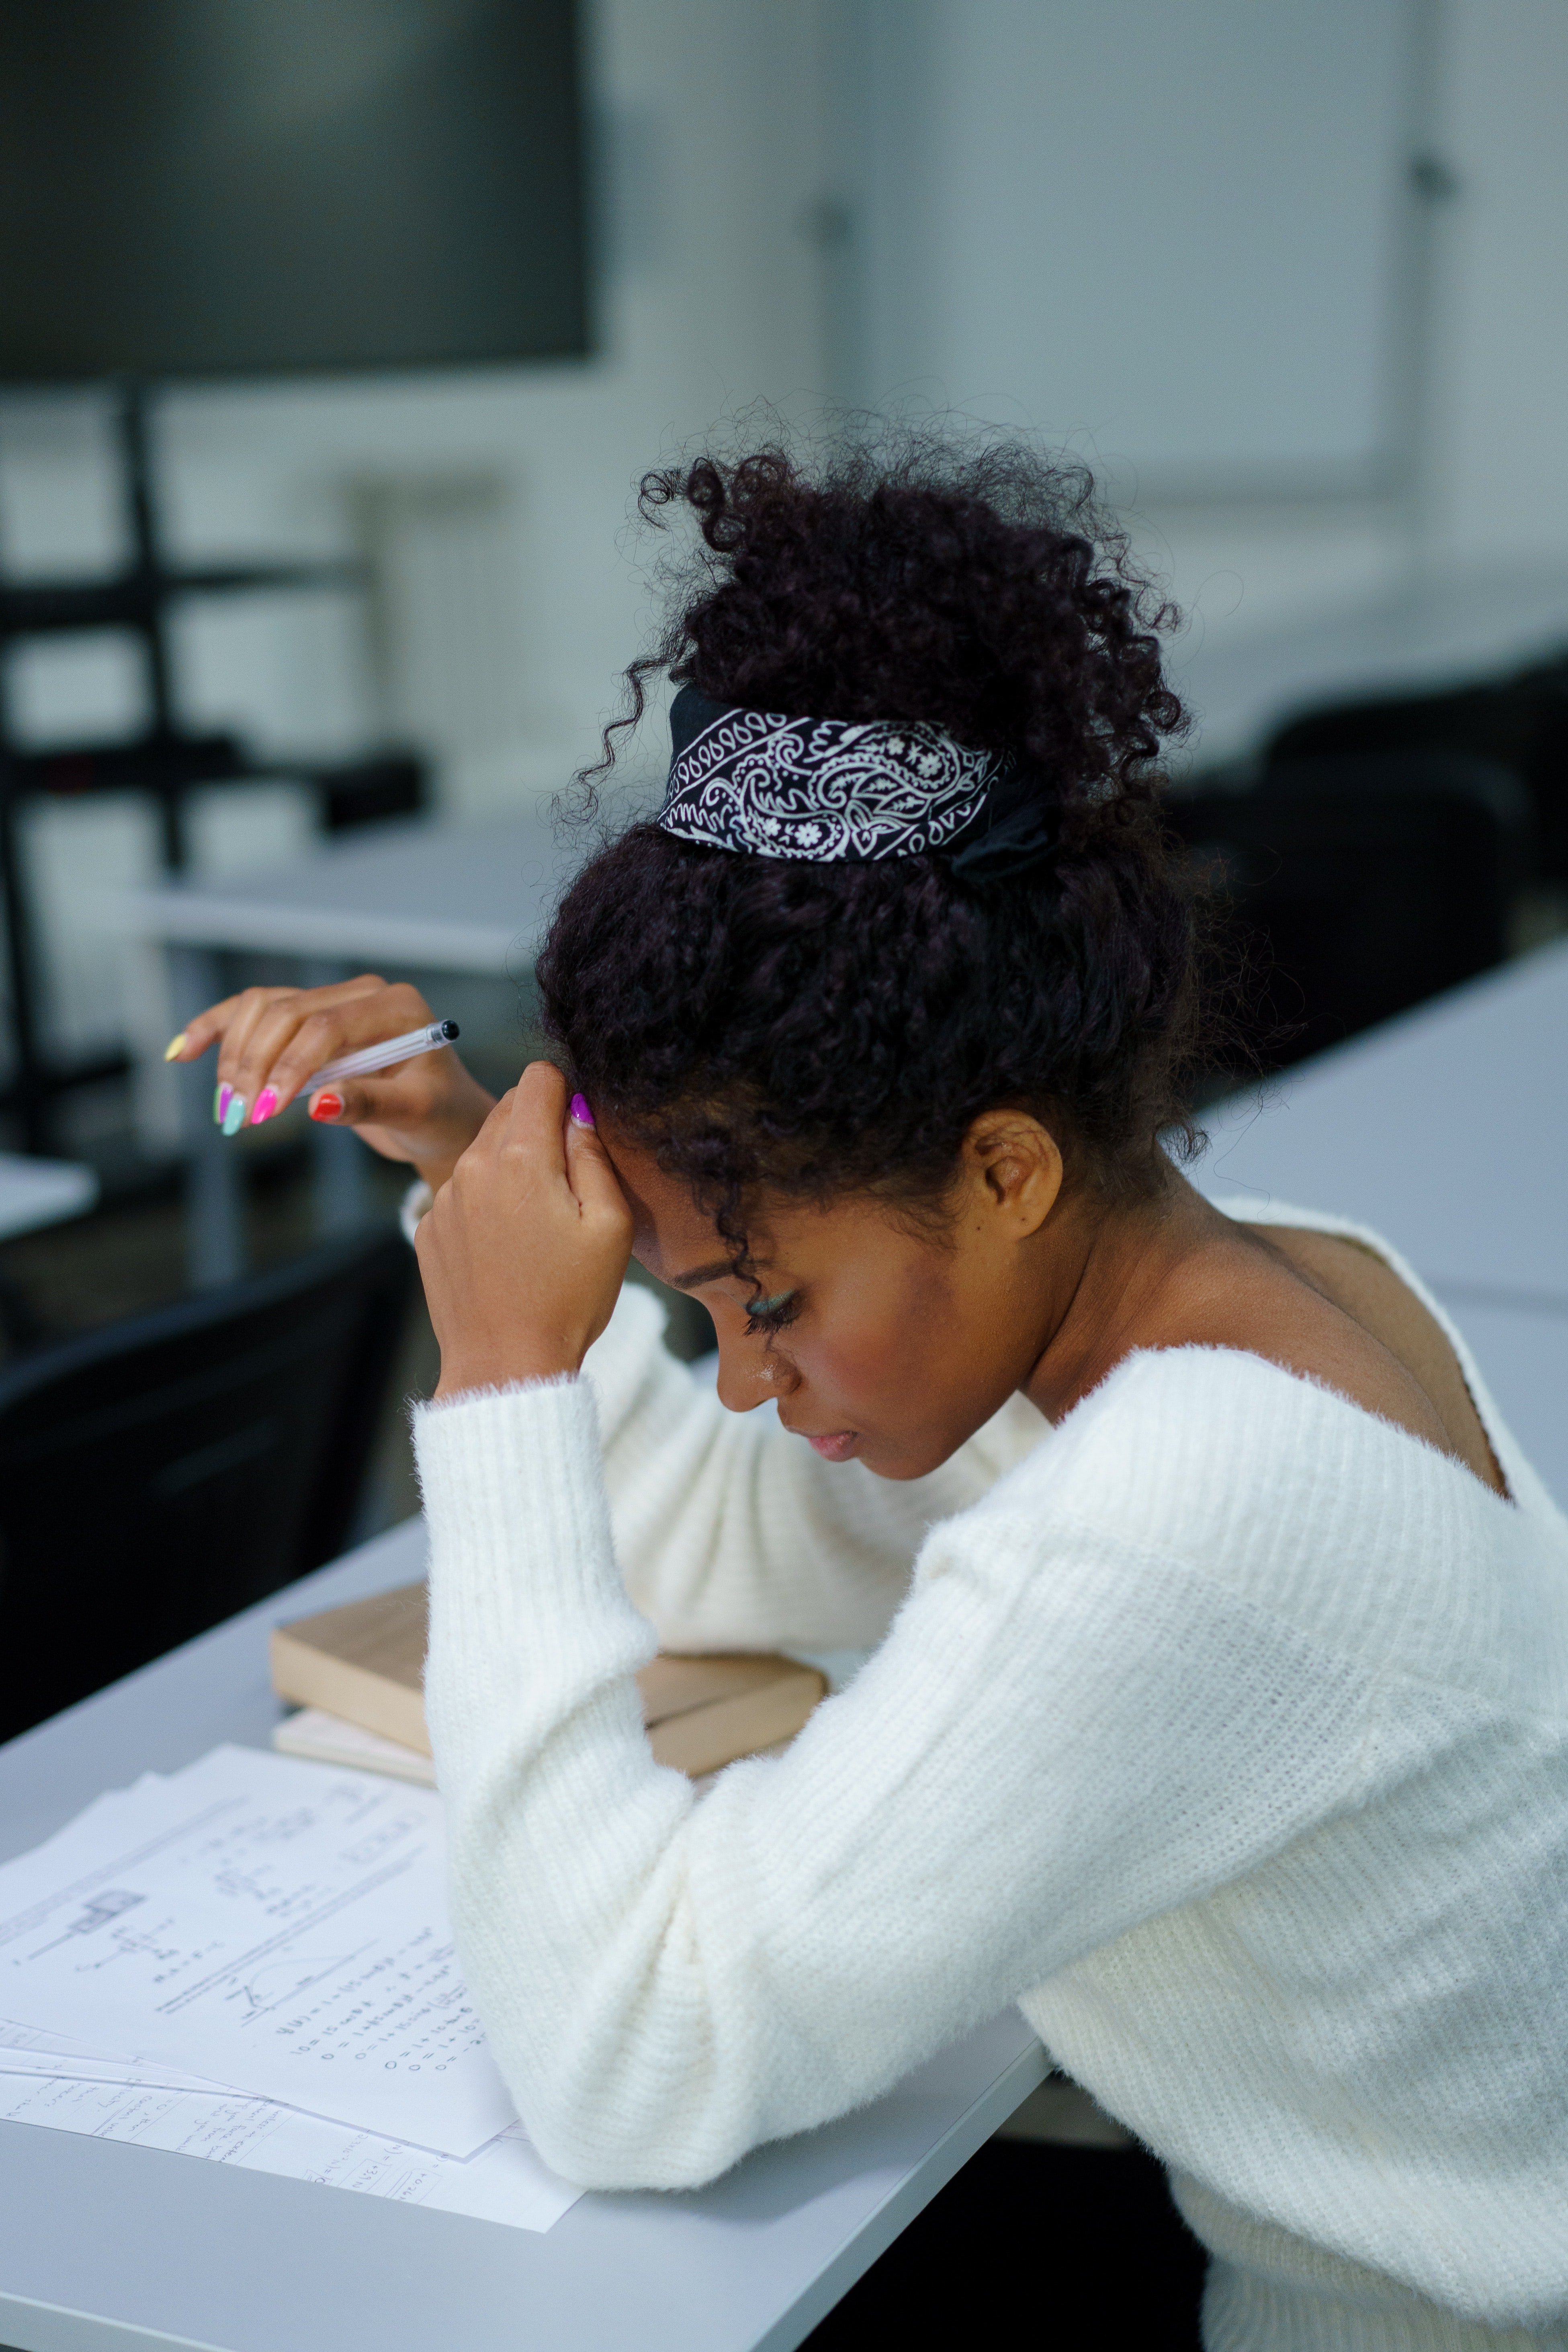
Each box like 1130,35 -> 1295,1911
416,1360 -> 1390,2196
579,1283 -> 1048,1652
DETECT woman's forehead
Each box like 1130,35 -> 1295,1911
609,1143 -> 919,1294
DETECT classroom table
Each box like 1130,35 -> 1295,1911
0,1152 -> 98,1241
0,1516 -> 1048,2352
1193,934 -> 1568,1503
114,808 -> 568,978
1173,557 -> 1568,767
104,811 -> 574,1288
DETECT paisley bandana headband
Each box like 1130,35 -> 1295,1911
658,686 -> 1058,881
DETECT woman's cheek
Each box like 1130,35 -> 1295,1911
800,1318 -> 909,1420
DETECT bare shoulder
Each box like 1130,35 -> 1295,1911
1160,1216 -> 1507,1498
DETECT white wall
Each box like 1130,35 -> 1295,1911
1427,0 -> 1568,563
1124,0 -> 1568,740
846,0 -> 1413,495
829,0 -> 1568,757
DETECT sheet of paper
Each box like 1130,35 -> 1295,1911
0,2000 -> 259,2093
0,1746 -> 514,2157
274,1707 -> 437,1786
0,2014 -> 581,2231
0,2049 -> 579,2231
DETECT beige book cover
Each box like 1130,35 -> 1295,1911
270,1582 -> 827,1779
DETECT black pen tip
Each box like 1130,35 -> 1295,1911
440,1020 -> 460,1040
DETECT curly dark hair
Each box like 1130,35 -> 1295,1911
536,428 -> 1200,1251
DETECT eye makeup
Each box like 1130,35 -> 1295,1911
745,1290 -> 800,1337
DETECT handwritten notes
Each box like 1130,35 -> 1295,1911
0,1748 -> 515,2158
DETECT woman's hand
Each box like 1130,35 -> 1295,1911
168,975 -> 496,1193
416,1064 -> 633,1398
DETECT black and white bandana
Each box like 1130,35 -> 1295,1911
659,686 -> 1056,878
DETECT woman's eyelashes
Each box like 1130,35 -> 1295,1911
744,1289 -> 801,1338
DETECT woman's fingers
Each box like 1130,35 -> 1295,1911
505,1062 -> 569,1157
310,1058 -> 499,1189
498,1065 -> 627,1233
166,991 -> 248,1065
235,980 -> 426,1123
163,973 -> 493,1185
229,976 -> 394,1123
562,1091 -> 632,1230
471,1083 -> 524,1159
184,974 -> 405,1126
212,989 -> 309,1128
305,1076 -> 389,1126
417,1065 -> 632,1396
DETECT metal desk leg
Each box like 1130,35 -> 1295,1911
300,958 -> 373,1237
168,942 -> 244,1289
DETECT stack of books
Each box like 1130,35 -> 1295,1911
270,1581 -> 828,1784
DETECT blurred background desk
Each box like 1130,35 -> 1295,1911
0,1148 -> 96,1240
1195,937 -> 1568,1504
115,806 -> 564,979
1175,565 -> 1568,773
105,810 -> 574,1286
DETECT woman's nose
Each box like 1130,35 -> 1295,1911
715,1338 -> 799,1414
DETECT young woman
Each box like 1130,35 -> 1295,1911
177,442 -> 1568,2352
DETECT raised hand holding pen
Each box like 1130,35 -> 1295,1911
165,974 -> 497,1194
415,1064 -> 633,1397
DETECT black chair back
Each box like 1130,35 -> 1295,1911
1169,751 -> 1532,1078
0,1226 -> 414,1743
1267,659 -> 1568,882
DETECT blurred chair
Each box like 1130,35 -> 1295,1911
1168,752 -> 1533,1081
0,1227 -> 414,1744
1267,658 -> 1568,884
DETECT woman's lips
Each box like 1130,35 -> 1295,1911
804,1430 -> 860,1463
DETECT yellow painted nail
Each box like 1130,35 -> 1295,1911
164,1032 -> 188,1062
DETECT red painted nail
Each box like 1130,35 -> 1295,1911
310,1091 -> 344,1122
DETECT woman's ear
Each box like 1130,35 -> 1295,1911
962,1113 -> 1064,1238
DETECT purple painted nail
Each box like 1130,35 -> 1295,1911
250,1086 -> 280,1127
569,1092 -> 595,1128
214,1081 -> 232,1126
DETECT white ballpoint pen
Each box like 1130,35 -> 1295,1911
304,1019 -> 461,1094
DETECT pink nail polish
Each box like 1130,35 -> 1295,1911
250,1086 -> 280,1126
569,1092 -> 595,1128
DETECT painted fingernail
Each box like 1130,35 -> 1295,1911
222,1093 -> 248,1137
250,1086 -> 279,1127
309,1091 -> 343,1123
569,1092 -> 595,1128
213,1082 -> 232,1126
164,1032 -> 188,1062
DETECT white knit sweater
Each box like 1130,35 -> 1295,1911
413,1204 -> 1568,2352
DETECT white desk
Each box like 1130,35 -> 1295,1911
111,809 -> 573,979
1173,559 -> 1568,768
104,812 -> 579,1288
1195,937 -> 1568,1503
0,1518 -> 1046,2352
0,1151 -> 97,1241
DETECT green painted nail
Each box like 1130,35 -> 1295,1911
222,1092 -> 247,1137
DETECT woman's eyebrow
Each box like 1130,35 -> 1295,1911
667,1257 -> 742,1292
